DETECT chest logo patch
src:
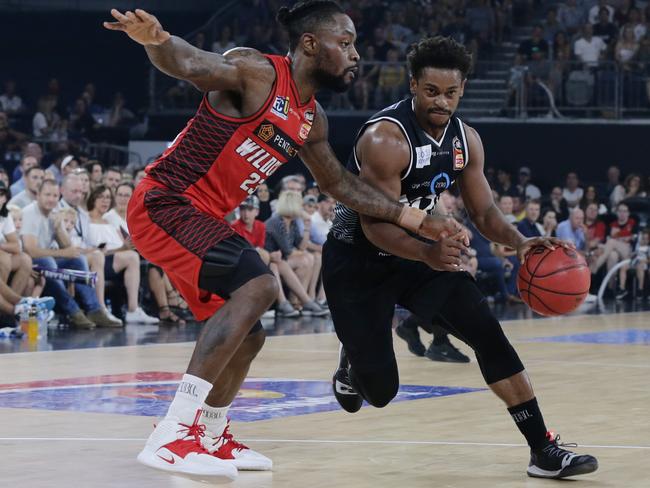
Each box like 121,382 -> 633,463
415,145 -> 432,169
453,136 -> 465,170
257,123 -> 275,142
271,96 -> 290,120
431,172 -> 451,194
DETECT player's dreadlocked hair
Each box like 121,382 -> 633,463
407,36 -> 473,80
276,0 -> 345,51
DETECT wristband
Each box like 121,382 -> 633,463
398,206 -> 426,233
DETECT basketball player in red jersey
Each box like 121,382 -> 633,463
104,1 -> 462,480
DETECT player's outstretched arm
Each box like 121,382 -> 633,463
103,9 -> 254,92
299,106 -> 463,243
458,125 -> 571,262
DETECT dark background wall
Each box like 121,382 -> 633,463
149,112 -> 650,191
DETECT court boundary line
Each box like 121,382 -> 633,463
0,437 -> 647,450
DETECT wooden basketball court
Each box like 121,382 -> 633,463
0,310 -> 648,487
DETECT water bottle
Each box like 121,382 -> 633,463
19,307 -> 29,335
37,308 -> 48,339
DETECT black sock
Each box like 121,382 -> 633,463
507,397 -> 548,450
431,324 -> 450,345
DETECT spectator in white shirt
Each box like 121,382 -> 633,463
0,181 -> 32,295
574,23 -> 607,67
310,194 -> 335,246
0,80 -> 24,114
562,171 -> 584,208
9,166 -> 44,209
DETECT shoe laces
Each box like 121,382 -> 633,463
177,410 -> 207,444
542,431 -> 578,457
214,420 -> 248,452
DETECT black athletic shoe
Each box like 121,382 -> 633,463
395,323 -> 426,357
615,288 -> 629,300
332,345 -> 363,413
527,432 -> 598,479
425,342 -> 470,363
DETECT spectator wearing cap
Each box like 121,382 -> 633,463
304,181 -> 320,198
9,166 -> 45,209
303,194 -> 318,217
10,155 -> 39,196
232,196 -> 267,257
516,166 -> 541,201
60,155 -> 79,178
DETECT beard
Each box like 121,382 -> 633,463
312,66 -> 350,93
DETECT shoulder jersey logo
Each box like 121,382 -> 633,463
271,96 -> 290,120
304,109 -> 314,123
452,136 -> 465,170
415,145 -> 432,169
299,122 -> 311,141
257,123 -> 275,142
430,172 -> 451,194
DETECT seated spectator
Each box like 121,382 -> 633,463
0,182 -> 32,296
617,228 -> 649,300
627,7 -> 646,41
107,92 -> 135,128
495,167 -> 518,196
516,166 -> 541,201
133,168 -> 146,187
60,155 -> 80,178
0,112 -> 28,161
517,24 -> 549,63
212,24 -> 236,54
584,202 -> 607,266
21,179 -> 119,329
604,165 -> 625,208
622,173 -> 646,200
543,8 -> 564,43
73,168 -> 91,210
33,95 -> 67,141
590,202 -> 636,278
264,191 -> 327,317
103,166 -> 123,193
556,207 -> 587,252
374,48 -> 407,107
86,185 -> 158,324
0,80 -> 24,114
255,183 -> 272,221
9,166 -> 44,209
517,200 -> 543,237
69,97 -> 98,140
84,160 -> 104,189
562,171 -> 583,208
311,194 -> 335,246
580,185 -> 608,214
10,155 -> 39,196
574,23 -> 607,68
0,168 -> 10,188
541,208 -> 558,237
270,175 -> 304,214
498,194 -> 517,224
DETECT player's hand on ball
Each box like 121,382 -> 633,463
419,214 -> 464,242
516,236 -> 575,264
423,238 -> 468,272
103,9 -> 171,46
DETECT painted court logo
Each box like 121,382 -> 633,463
0,372 -> 485,421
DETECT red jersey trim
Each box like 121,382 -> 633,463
284,56 -> 315,109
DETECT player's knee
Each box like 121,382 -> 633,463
351,362 -> 399,408
241,326 -> 266,360
248,274 -> 278,308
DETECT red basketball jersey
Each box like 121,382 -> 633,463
145,55 -> 317,217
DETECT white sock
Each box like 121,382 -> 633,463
165,374 -> 213,425
201,402 -> 231,435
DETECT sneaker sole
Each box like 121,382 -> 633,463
137,449 -> 238,482
425,352 -> 470,363
225,458 -> 273,471
527,459 -> 598,479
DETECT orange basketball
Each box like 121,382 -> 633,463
517,246 -> 591,316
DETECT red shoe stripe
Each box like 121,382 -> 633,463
161,439 -> 207,459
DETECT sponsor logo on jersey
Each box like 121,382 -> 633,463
304,109 -> 314,123
415,145 -> 432,169
431,172 -> 451,194
271,95 -> 290,120
254,120 -> 299,159
452,136 -> 465,170
235,138 -> 283,177
299,122 -> 311,141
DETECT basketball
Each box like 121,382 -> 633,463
517,246 -> 591,316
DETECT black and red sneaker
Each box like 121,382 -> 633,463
527,431 -> 598,479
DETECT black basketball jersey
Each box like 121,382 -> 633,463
330,97 -> 470,256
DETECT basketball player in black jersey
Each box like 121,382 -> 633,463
324,37 -> 598,480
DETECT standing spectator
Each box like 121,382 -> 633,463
558,0 -> 585,35
562,171 -> 584,208
516,166 -> 541,201
466,0 -> 496,50
10,155 -> 38,196
589,0 -> 615,25
517,200 -> 543,237
9,166 -> 44,209
21,180 -> 118,329
103,166 -> 122,192
556,207 -> 587,252
0,80 -> 24,114
543,8 -> 564,43
255,183 -> 272,221
627,8 -> 647,41
87,185 -> 158,324
615,0 -> 635,25
574,23 -> 607,68
593,7 -> 619,51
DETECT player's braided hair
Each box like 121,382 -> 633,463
407,36 -> 473,80
276,0 -> 345,51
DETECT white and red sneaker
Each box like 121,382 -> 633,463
137,410 -> 238,481
202,419 -> 273,471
